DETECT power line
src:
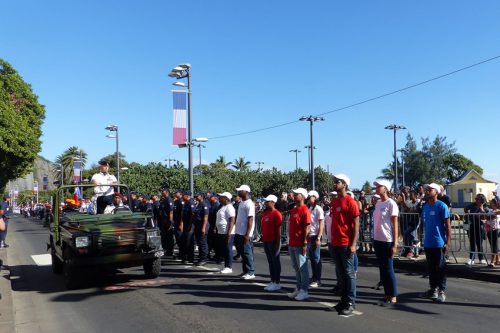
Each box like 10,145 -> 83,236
208,54 -> 500,140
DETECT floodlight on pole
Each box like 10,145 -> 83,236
105,124 -> 120,183
300,116 -> 324,190
289,149 -> 301,171
385,124 -> 406,192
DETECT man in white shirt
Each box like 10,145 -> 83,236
234,185 -> 256,280
91,160 -> 117,214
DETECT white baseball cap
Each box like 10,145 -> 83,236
330,191 -> 338,195
292,188 -> 308,198
236,184 -> 251,192
424,183 -> 441,194
373,179 -> 392,190
346,191 -> 354,197
263,194 -> 278,203
217,192 -> 233,200
308,190 -> 319,198
333,173 -> 350,186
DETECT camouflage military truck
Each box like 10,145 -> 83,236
48,184 -> 163,289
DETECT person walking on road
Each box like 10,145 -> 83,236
307,190 -> 324,288
420,183 -> 451,303
261,194 -> 283,292
215,192 -> 236,274
330,174 -> 360,315
234,185 -> 256,280
287,188 -> 311,301
372,179 -> 399,305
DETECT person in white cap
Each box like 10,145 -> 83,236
420,183 -> 451,303
215,192 -> 236,274
234,185 -> 256,280
372,179 -> 399,305
330,173 -> 360,315
261,194 -> 283,291
287,188 -> 312,301
307,190 -> 324,288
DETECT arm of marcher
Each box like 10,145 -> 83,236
350,216 -> 360,256
391,215 -> 398,257
245,216 -> 254,243
444,217 -> 451,253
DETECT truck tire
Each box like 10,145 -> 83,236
143,258 -> 161,278
64,250 -> 80,289
51,250 -> 63,275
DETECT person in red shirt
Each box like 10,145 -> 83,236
330,173 -> 360,316
287,188 -> 311,301
261,194 -> 283,292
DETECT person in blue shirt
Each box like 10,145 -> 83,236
180,191 -> 195,264
193,192 -> 210,266
420,183 -> 451,303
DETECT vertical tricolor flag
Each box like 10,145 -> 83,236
172,90 -> 187,147
73,161 -> 82,184
42,175 -> 48,191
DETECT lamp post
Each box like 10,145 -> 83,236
193,143 -> 206,168
105,124 -> 119,183
53,163 -> 64,186
397,148 -> 406,187
289,149 -> 301,171
300,114 -> 324,189
385,124 -> 406,192
255,161 -> 264,171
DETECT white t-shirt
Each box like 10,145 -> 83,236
309,204 -> 325,236
216,204 -> 236,235
235,199 -> 255,236
373,198 -> 399,242
324,213 -> 332,244
91,172 -> 117,196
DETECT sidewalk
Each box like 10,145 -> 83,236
0,249 -> 15,332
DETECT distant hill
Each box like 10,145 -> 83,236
6,156 -> 56,193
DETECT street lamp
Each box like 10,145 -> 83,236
53,163 -> 64,186
255,161 -> 264,171
385,124 -> 406,192
193,143 -> 206,167
105,124 -> 120,183
300,116 -> 324,190
289,149 -> 301,171
397,148 -> 407,187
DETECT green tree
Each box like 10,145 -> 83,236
443,153 -> 483,183
0,59 -> 45,190
362,181 -> 373,194
232,157 -> 251,171
54,146 -> 87,185
211,155 -> 231,169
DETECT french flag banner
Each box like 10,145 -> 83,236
73,161 -> 81,184
172,90 -> 187,147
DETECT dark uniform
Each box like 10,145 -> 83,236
180,195 -> 195,263
208,199 -> 221,260
159,194 -> 174,255
193,195 -> 210,264
130,193 -> 140,212
173,194 -> 184,255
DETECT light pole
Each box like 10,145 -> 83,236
304,145 -> 318,183
53,163 -> 64,186
255,161 -> 264,171
105,124 -> 119,183
289,149 -> 301,171
193,143 -> 206,168
398,148 -> 406,187
299,114 -> 324,190
385,124 -> 406,192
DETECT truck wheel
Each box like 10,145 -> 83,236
143,258 -> 161,278
51,250 -> 63,275
64,251 -> 80,289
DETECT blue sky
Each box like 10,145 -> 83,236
2,0 -> 500,189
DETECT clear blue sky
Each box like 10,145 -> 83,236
2,0 -> 500,189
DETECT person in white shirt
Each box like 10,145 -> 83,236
234,185 -> 256,280
373,179 -> 399,305
215,192 -> 236,274
91,160 -> 117,214
307,190 -> 324,288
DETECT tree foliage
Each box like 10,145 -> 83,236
53,146 -> 87,185
0,59 -> 45,190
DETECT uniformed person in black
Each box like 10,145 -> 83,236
172,190 -> 184,257
180,191 -> 195,263
129,192 -> 140,212
159,189 -> 174,256
208,194 -> 221,261
193,192 -> 210,266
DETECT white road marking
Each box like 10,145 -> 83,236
251,282 -> 268,287
31,254 -> 52,266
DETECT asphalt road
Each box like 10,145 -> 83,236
5,216 -> 500,333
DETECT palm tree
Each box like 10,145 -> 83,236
212,155 -> 231,169
232,157 -> 251,171
53,146 -> 87,185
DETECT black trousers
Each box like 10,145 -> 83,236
97,195 -> 113,214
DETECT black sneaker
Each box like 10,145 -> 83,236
195,260 -> 207,266
420,288 -> 438,299
339,303 -> 354,316
329,302 -> 344,313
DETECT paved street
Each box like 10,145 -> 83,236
3,216 -> 500,333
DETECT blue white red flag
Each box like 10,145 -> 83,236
172,90 -> 187,146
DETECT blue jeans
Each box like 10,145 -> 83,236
307,236 -> 322,283
263,240 -> 281,283
328,243 -> 343,291
332,246 -> 356,305
235,234 -> 255,274
289,246 -> 309,291
425,247 -> 447,291
216,234 -> 235,268
373,240 -> 398,297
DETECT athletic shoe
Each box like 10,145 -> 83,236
243,273 -> 255,280
264,282 -> 274,291
287,289 -> 300,299
309,281 -> 321,288
294,289 -> 309,301
195,260 -> 207,266
339,303 -> 354,315
421,288 -> 438,299
220,267 -> 233,274
435,290 -> 446,303
466,259 -> 474,266
267,283 -> 281,292
480,259 -> 487,265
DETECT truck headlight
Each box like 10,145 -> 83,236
146,230 -> 161,249
75,236 -> 90,248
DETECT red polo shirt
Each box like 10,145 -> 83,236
330,195 -> 360,247
288,204 -> 311,247
261,209 -> 283,242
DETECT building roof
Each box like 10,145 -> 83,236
448,169 -> 498,186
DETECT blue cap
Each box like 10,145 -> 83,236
183,190 -> 192,196
195,191 -> 206,197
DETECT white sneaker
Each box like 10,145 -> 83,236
294,289 -> 309,301
267,283 -> 281,292
480,259 -> 487,265
264,282 -> 274,291
220,267 -> 233,274
287,289 -> 300,299
243,273 -> 255,280
466,259 -> 474,266
309,281 -> 321,288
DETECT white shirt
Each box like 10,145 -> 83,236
309,204 -> 324,236
373,198 -> 399,242
91,172 -> 117,196
324,213 -> 332,243
216,204 -> 236,235
235,199 -> 255,236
